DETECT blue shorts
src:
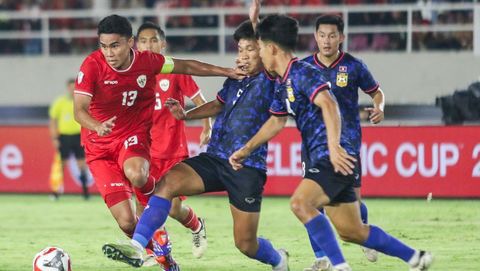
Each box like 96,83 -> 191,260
303,157 -> 359,204
183,153 -> 266,212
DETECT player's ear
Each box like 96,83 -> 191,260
339,33 -> 345,44
128,36 -> 135,48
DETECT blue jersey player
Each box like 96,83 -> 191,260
230,14 -> 433,271
103,20 -> 289,271
301,14 -> 386,270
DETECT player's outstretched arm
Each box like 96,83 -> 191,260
165,98 -> 223,120
170,58 -> 245,80
74,94 -> 116,137
229,115 -> 287,170
313,91 -> 356,175
364,88 -> 385,124
191,93 -> 212,147
249,0 -> 261,30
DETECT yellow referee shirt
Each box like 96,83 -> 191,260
49,94 -> 81,135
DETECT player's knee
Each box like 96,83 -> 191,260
290,196 -> 309,216
125,168 -> 148,187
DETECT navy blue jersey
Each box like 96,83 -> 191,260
270,58 -> 355,163
206,71 -> 276,170
303,52 -> 379,153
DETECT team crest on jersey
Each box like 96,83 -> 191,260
286,78 -> 295,102
77,71 -> 84,84
159,79 -> 170,91
336,72 -> 348,87
137,75 -> 147,88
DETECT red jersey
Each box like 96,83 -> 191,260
150,74 -> 200,159
74,49 -> 165,146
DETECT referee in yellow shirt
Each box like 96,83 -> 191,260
49,78 -> 90,200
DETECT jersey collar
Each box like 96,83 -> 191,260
280,57 -> 299,83
110,48 -> 136,73
314,51 -> 344,69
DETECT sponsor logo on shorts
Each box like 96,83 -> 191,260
245,197 -> 256,204
308,168 -> 320,173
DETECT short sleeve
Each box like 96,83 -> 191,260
298,67 -> 330,103
357,60 -> 379,94
178,75 -> 201,98
74,57 -> 98,97
269,92 -> 288,116
216,79 -> 231,104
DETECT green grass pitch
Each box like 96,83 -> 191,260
1,195 -> 479,270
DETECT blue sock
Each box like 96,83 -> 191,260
363,225 -> 416,262
305,214 -> 346,266
360,201 -> 368,224
308,229 -> 327,258
132,196 -> 171,247
251,238 -> 281,266
308,208 -> 327,258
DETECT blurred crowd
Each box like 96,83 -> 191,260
0,0 -> 475,54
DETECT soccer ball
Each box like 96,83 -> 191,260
33,247 -> 72,271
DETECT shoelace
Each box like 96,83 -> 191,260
192,232 -> 201,247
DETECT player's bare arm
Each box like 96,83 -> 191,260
365,88 -> 385,124
229,115 -> 287,170
313,90 -> 356,175
73,94 -> 116,137
170,58 -> 245,80
249,0 -> 261,30
191,93 -> 212,147
165,98 -> 223,121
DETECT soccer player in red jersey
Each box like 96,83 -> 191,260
135,21 -> 209,259
73,14 -> 241,268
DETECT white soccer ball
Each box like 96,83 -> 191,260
33,247 -> 72,271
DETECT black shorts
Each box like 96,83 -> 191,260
58,134 -> 85,160
303,157 -> 359,204
183,153 -> 266,212
353,156 -> 362,188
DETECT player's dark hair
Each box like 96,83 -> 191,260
256,14 -> 298,52
315,14 -> 344,33
233,20 -> 255,42
67,78 -> 75,85
97,14 -> 132,38
137,21 -> 166,40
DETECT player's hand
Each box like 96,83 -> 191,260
364,107 -> 384,124
164,98 -> 187,120
328,144 -> 357,176
227,67 -> 246,80
236,57 -> 249,73
229,146 -> 251,171
199,128 -> 211,148
95,116 -> 116,136
249,0 -> 261,26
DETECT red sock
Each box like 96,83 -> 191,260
182,206 -> 201,232
138,175 -> 156,195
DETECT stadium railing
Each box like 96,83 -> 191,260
0,3 -> 478,56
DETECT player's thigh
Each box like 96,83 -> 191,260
291,178 -> 330,209
230,204 -> 260,244
88,159 -> 133,205
219,162 -> 266,213
156,161 -> 206,198
303,158 -> 358,206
